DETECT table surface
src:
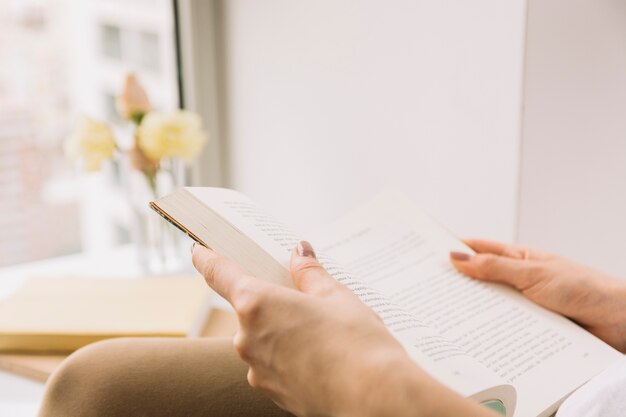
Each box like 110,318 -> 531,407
0,246 -> 206,417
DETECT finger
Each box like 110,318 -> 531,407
289,240 -> 338,296
246,367 -> 285,407
450,252 -> 540,291
463,239 -> 527,259
463,239 -> 550,261
233,330 -> 257,364
192,244 -> 255,302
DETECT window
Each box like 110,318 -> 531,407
0,1 -> 80,267
101,24 -> 122,60
138,31 -> 161,72
104,91 -> 121,123
1,0 -> 179,267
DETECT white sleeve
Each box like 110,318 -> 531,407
557,355 -> 626,417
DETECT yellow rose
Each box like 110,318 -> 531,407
137,110 -> 207,163
64,116 -> 117,171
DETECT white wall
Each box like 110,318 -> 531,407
217,0 -> 527,240
519,0 -> 626,276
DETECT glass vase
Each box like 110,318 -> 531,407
126,158 -> 188,274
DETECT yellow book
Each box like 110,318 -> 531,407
0,277 -> 211,353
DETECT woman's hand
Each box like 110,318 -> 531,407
450,240 -> 626,352
193,241 -> 497,417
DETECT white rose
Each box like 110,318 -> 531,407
137,110 -> 207,163
64,116 -> 117,171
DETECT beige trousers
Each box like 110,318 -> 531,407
38,337 -> 293,417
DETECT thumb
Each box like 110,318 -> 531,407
449,251 -> 539,291
289,240 -> 337,296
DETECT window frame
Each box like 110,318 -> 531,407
174,0 -> 228,187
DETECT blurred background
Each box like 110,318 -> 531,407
1,0 -> 625,275
0,0 -> 179,267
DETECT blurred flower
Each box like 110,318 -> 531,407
117,73 -> 151,123
137,110 -> 207,163
64,116 -> 117,171
129,143 -> 159,176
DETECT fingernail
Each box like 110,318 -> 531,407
297,240 -> 317,258
450,251 -> 472,261
191,242 -> 196,254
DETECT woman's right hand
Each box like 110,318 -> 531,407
449,240 -> 626,353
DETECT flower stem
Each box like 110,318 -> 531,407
144,171 -> 158,199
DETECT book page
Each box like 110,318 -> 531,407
314,190 -> 622,417
186,187 -> 299,267
316,251 -> 515,411
184,188 -> 514,410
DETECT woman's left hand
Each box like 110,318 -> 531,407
192,241 -> 497,417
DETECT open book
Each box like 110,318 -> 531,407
151,188 -> 622,417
